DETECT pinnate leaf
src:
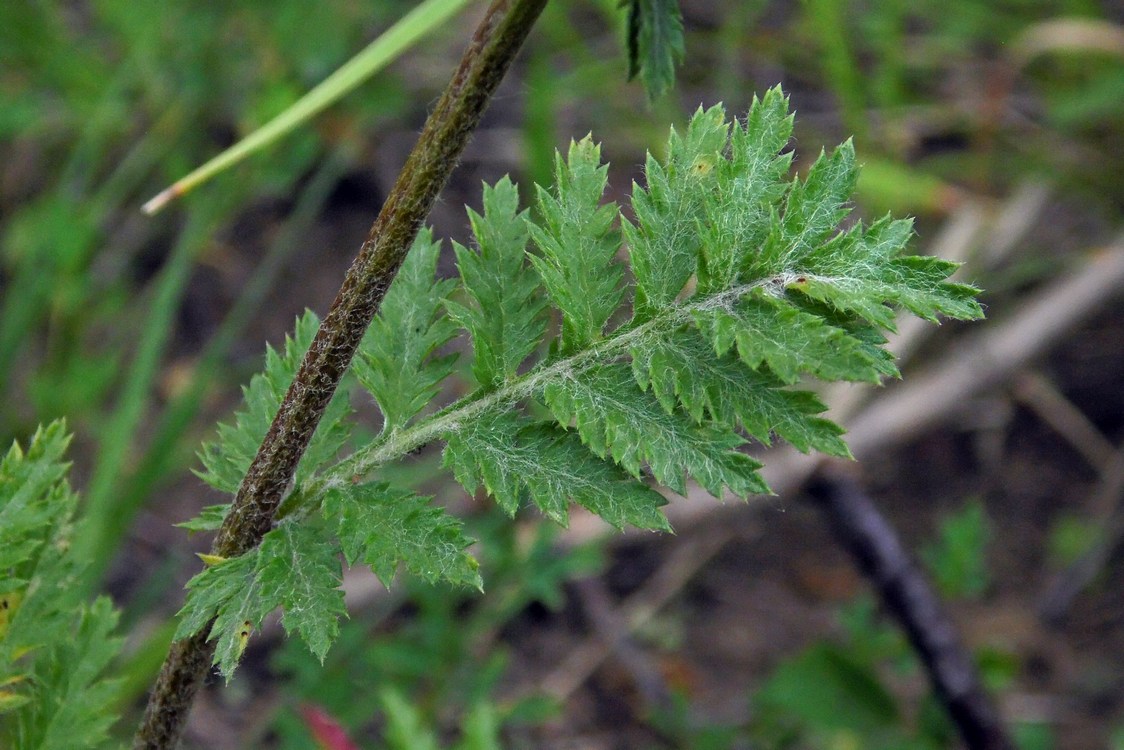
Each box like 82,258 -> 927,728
624,0 -> 685,101
445,177 -> 546,389
0,422 -> 123,750
444,410 -> 669,531
792,216 -> 984,327
752,139 -> 857,277
694,291 -> 885,384
697,88 -> 794,293
626,104 -> 727,318
527,137 -> 622,353
355,229 -> 458,433
322,482 -> 481,589
177,522 -> 345,677
180,88 -> 985,680
543,365 -> 768,498
631,328 -> 849,457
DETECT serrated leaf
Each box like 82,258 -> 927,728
175,552 -> 268,678
631,328 -> 849,457
697,87 -> 794,293
198,310 -> 352,493
791,216 -> 984,327
321,482 -> 481,589
355,228 -> 458,433
444,410 -> 669,530
184,92 -> 986,684
0,422 -> 71,570
542,364 -> 768,499
624,0 -> 685,101
625,104 -> 728,318
752,140 -> 857,276
694,291 -> 884,384
0,423 -> 123,749
32,597 -> 123,749
446,177 -> 546,389
177,522 -> 345,677
527,137 -> 623,353
257,523 -> 346,662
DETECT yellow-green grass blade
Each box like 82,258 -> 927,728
142,0 -> 474,214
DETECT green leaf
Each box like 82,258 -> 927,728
625,104 -> 728,318
792,216 -> 984,328
542,364 -> 768,499
694,291 -> 885,384
446,177 -> 546,389
631,328 -> 849,457
177,522 -> 345,677
175,552 -> 270,679
624,0 -> 685,101
444,410 -> 669,530
30,598 -> 123,750
697,87 -> 794,294
380,686 -> 441,750
752,139 -> 857,277
321,482 -> 481,589
755,643 -> 899,735
182,90 -> 985,685
176,503 -> 231,533
355,228 -> 458,433
527,137 -> 623,353
0,422 -> 123,749
257,523 -> 346,662
921,500 -> 991,599
0,421 -> 70,571
197,310 -> 352,493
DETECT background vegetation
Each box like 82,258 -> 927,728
1,0 -> 1122,747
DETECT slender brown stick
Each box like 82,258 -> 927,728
133,1 -> 548,746
806,469 -> 1015,750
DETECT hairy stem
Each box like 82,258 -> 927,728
133,1 -> 548,746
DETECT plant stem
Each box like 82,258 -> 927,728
132,1 -> 548,746
807,470 -> 1015,750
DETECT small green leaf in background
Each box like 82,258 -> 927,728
754,643 -> 900,737
0,422 -> 123,749
1046,512 -> 1101,568
379,686 -> 440,750
921,499 -> 991,599
624,0 -> 685,101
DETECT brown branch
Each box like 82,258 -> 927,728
132,1 -> 548,746
806,468 -> 1015,750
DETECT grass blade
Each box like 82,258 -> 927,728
142,0 -> 473,215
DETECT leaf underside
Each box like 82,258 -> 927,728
182,85 -> 982,676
